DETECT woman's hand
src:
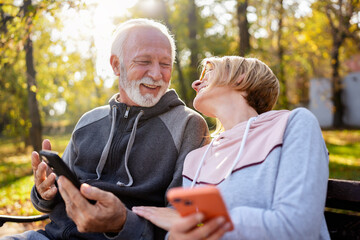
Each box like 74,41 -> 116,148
132,206 -> 180,231
169,213 -> 232,240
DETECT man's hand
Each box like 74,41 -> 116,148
57,176 -> 127,233
31,139 -> 57,200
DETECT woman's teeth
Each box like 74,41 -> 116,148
199,86 -> 207,93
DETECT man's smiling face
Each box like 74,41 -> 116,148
117,27 -> 173,107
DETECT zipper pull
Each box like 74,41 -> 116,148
124,106 -> 130,118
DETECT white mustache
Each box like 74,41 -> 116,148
138,77 -> 165,87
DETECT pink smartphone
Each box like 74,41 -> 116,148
167,186 -> 234,231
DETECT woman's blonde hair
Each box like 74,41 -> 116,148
201,56 -> 279,114
200,56 -> 280,136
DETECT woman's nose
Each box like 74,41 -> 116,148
192,80 -> 201,92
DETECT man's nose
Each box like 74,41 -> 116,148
148,63 -> 162,81
192,80 -> 201,92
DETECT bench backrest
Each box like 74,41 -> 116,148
325,179 -> 360,239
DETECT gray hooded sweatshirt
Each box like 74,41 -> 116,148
31,89 -> 209,240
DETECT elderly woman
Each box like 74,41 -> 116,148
133,56 -> 330,240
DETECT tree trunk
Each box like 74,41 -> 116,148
277,0 -> 288,108
325,1 -> 348,128
331,39 -> 344,128
158,0 -> 188,105
186,0 -> 199,107
24,0 -> 42,151
237,0 -> 250,56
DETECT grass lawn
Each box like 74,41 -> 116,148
0,134 -> 71,217
0,130 -> 359,231
322,130 -> 360,180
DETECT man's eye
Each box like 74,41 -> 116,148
136,61 -> 150,65
161,63 -> 171,67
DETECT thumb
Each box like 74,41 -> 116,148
42,139 -> 52,150
80,183 -> 111,202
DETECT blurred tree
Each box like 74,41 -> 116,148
237,0 -> 250,56
158,0 -> 189,105
187,0 -> 200,107
0,1 -> 102,148
275,0 -> 288,108
24,0 -> 42,152
319,0 -> 360,127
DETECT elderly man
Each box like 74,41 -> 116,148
6,19 -> 208,240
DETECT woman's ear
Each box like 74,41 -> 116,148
236,73 -> 246,85
110,55 -> 121,76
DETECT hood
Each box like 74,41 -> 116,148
108,89 -> 185,123
96,89 -> 185,187
183,110 -> 291,185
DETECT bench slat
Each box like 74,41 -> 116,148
326,179 -> 360,212
325,211 -> 360,240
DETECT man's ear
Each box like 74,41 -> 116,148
110,55 -> 120,76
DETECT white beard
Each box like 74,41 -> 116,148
119,74 -> 169,107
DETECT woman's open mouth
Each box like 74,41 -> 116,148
198,85 -> 208,93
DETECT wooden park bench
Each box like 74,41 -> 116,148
1,179 -> 359,239
325,179 -> 360,239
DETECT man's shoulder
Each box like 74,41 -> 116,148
160,104 -> 205,124
74,105 -> 110,131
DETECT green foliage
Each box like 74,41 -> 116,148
1,0 -> 360,146
0,1 -> 114,144
323,130 -> 360,180
0,133 -> 70,217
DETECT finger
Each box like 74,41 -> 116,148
31,151 -> 41,173
132,206 -> 155,219
207,222 -> 232,240
36,169 -> 57,200
173,213 -> 204,233
42,139 -> 51,150
41,183 -> 58,200
37,171 -> 56,197
132,206 -> 178,231
80,183 -> 113,203
35,162 -> 48,186
38,172 -> 56,191
191,217 -> 226,240
58,176 -> 89,209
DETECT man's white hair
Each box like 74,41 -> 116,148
111,18 -> 176,65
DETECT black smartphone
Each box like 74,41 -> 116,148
39,150 -> 96,204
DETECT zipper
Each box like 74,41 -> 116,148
124,106 -> 130,118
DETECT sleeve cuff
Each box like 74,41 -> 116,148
104,209 -> 151,240
30,186 -> 58,213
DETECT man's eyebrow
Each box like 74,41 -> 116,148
133,55 -> 171,62
133,55 -> 151,59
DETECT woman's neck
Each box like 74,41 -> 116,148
214,92 -> 258,130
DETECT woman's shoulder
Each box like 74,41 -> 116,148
288,107 -> 319,125
284,108 -> 323,138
